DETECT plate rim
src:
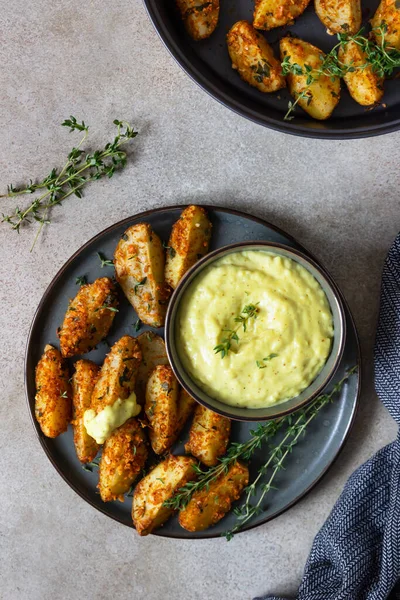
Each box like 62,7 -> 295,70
25,204 -> 362,539
142,0 -> 400,140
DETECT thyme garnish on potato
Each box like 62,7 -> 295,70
1,117 -> 138,250
214,303 -> 259,358
164,366 -> 357,538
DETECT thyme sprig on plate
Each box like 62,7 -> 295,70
1,117 -> 138,250
164,367 -> 357,538
214,302 -> 259,358
281,26 -> 400,120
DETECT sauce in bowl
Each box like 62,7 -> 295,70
176,251 -> 334,409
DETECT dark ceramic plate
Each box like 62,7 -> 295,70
25,206 -> 361,538
143,0 -> 400,138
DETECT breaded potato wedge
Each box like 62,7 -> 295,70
177,388 -> 197,431
135,332 -> 169,405
280,37 -> 341,120
58,277 -> 118,358
176,0 -> 219,40
371,0 -> 400,50
165,206 -> 212,290
315,0 -> 361,34
132,455 -> 197,535
99,418 -> 148,502
145,365 -> 179,454
253,0 -> 311,31
339,40 -> 384,106
179,461 -> 249,531
72,360 -> 100,463
185,404 -> 230,466
114,224 -> 171,328
227,21 -> 286,93
35,344 -> 72,438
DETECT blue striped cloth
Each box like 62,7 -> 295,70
259,234 -> 400,600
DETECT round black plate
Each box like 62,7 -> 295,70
143,0 -> 400,138
25,206 -> 361,538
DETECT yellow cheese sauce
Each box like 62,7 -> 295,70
83,392 -> 140,444
177,251 -> 334,409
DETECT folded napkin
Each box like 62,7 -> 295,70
258,233 -> 400,600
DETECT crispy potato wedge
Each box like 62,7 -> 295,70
135,332 -> 169,405
145,365 -> 179,454
315,0 -> 361,34
72,360 -> 100,463
176,0 -> 219,40
91,335 -> 142,414
185,404 -> 231,466
35,345 -> 72,438
179,461 -> 249,531
371,0 -> 400,50
58,277 -> 118,358
280,37 -> 341,120
177,388 -> 197,432
114,223 -> 171,328
165,205 -> 212,290
133,455 -> 197,535
253,0 -> 311,30
339,41 -> 384,106
227,21 -> 286,93
99,418 -> 148,502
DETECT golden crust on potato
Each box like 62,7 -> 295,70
176,0 -> 219,41
280,36 -> 341,120
58,277 -> 118,358
253,0 -> 311,31
91,335 -> 142,414
135,332 -> 169,405
179,461 -> 249,531
35,344 -> 72,438
132,455 -> 197,535
177,388 -> 197,432
227,21 -> 286,93
315,0 -> 361,34
165,205 -> 212,290
371,0 -> 400,50
145,365 -> 179,455
114,223 -> 171,328
72,359 -> 100,463
339,40 -> 384,106
185,404 -> 231,466
99,418 -> 148,502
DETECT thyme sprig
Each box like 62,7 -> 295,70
281,26 -> 400,120
1,117 -> 138,250
214,303 -> 259,358
82,455 -> 101,472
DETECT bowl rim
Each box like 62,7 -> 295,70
165,240 -> 347,421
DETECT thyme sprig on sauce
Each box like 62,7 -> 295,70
214,303 -> 259,358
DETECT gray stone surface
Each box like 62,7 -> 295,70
1,0 -> 399,598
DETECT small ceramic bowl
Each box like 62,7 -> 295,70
165,242 -> 346,421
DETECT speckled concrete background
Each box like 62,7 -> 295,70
1,1 -> 399,599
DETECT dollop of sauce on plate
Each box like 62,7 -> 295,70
176,251 -> 333,409
83,392 -> 140,444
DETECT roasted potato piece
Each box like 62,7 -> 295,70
35,344 -> 72,438
176,0 -> 219,40
99,418 -> 148,502
135,332 -> 169,405
227,21 -> 286,93
253,0 -> 311,30
315,0 -> 361,34
179,461 -> 249,531
58,277 -> 118,358
339,41 -> 384,106
185,404 -> 230,466
165,206 -> 212,290
371,0 -> 400,50
114,224 -> 171,328
133,455 -> 197,535
177,388 -> 197,431
145,365 -> 179,454
280,37 -> 341,120
72,360 -> 100,463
